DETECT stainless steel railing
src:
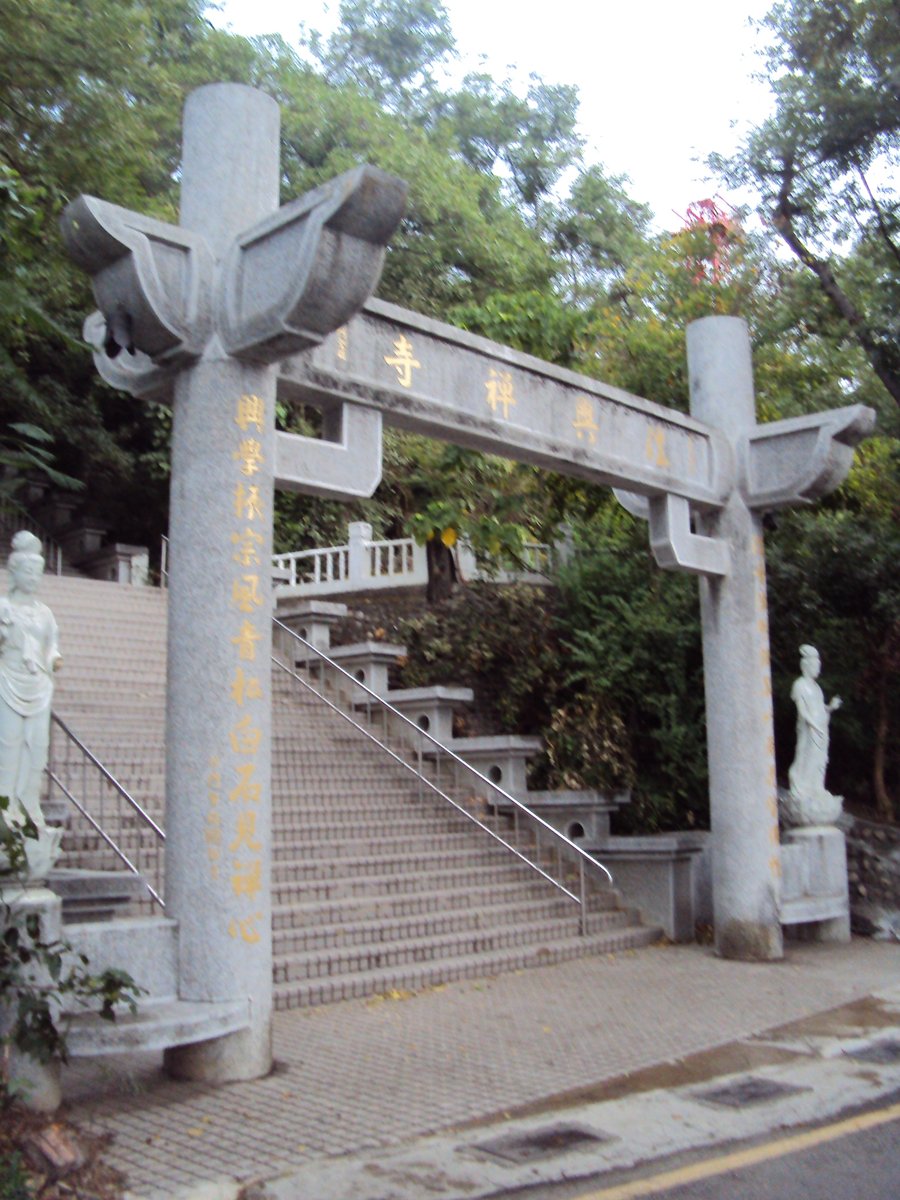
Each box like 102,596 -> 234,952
46,714 -> 166,909
272,620 -> 613,933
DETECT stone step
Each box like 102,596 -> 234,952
270,844 -> 521,884
273,899 -> 633,958
270,878 -> 613,931
275,912 -> 637,983
272,859 -> 548,904
271,829 -> 480,857
274,924 -> 662,1009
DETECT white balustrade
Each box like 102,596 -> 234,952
273,521 -> 555,597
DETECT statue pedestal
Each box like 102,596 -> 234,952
779,825 -> 851,943
0,884 -> 63,1110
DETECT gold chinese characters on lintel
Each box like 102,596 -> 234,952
572,395 -> 599,444
485,368 -> 515,420
384,333 -> 420,388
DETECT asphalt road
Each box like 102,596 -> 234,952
498,1098 -> 900,1200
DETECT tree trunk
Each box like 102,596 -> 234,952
772,205 -> 900,408
873,657 -> 894,821
425,538 -> 457,604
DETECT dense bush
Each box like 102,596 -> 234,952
395,508 -> 710,832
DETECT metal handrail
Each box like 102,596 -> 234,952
47,713 -> 166,909
272,620 -> 613,932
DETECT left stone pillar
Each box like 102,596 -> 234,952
163,85 -> 279,1082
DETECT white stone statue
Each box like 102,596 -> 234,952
782,644 -> 843,827
0,531 -> 63,879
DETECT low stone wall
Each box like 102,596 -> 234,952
840,813 -> 900,939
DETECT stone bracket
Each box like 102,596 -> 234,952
218,166 -> 408,364
275,403 -> 383,500
740,404 -> 876,511
649,495 -> 729,578
62,166 -> 408,398
617,490 -> 729,578
81,312 -> 178,401
60,196 -> 214,367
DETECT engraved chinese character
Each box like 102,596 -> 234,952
232,574 -> 263,614
645,426 -> 671,469
572,396 -> 599,444
235,394 -> 265,432
228,913 -> 263,944
485,369 -> 515,419
336,326 -> 349,361
231,858 -> 262,898
234,438 -> 264,477
383,334 -> 420,388
229,762 -> 262,805
229,810 -> 262,853
229,714 -> 262,756
231,527 -> 264,567
231,667 -> 263,707
231,620 -> 262,661
233,483 -> 264,522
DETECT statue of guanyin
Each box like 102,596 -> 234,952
781,643 -> 843,827
0,530 -> 63,881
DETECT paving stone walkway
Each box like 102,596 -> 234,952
61,938 -> 900,1199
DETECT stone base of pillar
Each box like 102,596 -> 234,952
163,1020 -> 272,1084
780,825 -> 851,943
716,919 -> 783,961
1,885 -> 64,1111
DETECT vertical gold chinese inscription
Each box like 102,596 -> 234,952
234,438 -> 264,477
235,394 -> 265,432
205,756 -> 222,881
225,393 -> 268,944
336,326 -> 349,361
485,368 -> 515,419
383,334 -> 420,388
233,483 -> 264,522
572,396 -> 599,444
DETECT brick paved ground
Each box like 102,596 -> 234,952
61,938 -> 900,1199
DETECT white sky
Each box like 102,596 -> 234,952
208,0 -> 776,230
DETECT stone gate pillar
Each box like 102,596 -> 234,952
163,85 -> 280,1081
688,316 -> 783,960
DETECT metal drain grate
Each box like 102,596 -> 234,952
470,1123 -> 612,1165
692,1076 -> 810,1109
847,1039 -> 900,1065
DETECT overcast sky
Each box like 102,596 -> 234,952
208,0 -> 776,230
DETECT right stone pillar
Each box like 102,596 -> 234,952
688,316 -> 783,960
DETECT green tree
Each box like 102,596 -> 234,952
553,164 -> 653,304
301,0 -> 456,117
712,0 -> 900,405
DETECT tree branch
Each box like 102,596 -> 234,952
773,173 -> 900,407
857,167 -> 900,272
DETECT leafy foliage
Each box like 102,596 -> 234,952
0,800 -> 143,1089
711,0 -> 900,405
396,583 -> 560,735
552,513 -> 707,831
767,503 -> 900,819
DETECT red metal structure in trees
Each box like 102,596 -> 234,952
682,198 -> 740,284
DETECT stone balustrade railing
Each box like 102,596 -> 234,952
273,521 -> 559,597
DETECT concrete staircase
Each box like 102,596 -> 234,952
16,572 -> 659,1011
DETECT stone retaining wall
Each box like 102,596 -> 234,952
840,813 -> 900,939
